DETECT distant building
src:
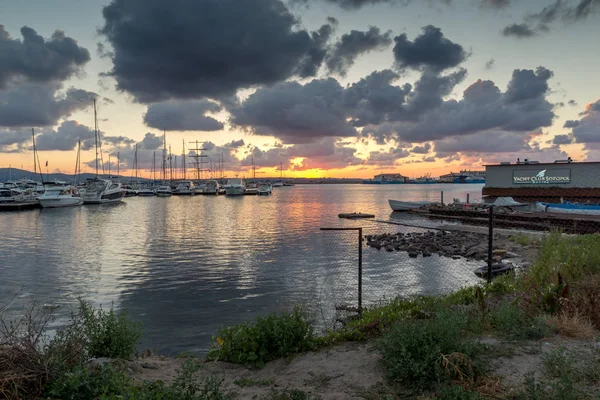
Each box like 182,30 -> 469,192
439,170 -> 485,183
373,173 -> 408,183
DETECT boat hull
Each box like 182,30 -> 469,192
226,187 -> 245,196
538,202 -> 600,215
389,199 -> 434,211
156,192 -> 172,197
39,197 -> 83,208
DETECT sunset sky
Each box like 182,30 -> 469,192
1,0 -> 599,179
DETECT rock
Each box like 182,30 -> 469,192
493,249 -> 507,256
504,251 -> 519,258
493,255 -> 503,263
88,357 -> 112,368
452,255 -> 461,260
385,245 -> 394,252
141,361 -> 159,370
422,250 -> 432,257
408,251 -> 419,258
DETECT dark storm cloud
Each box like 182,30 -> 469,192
143,100 -> 224,131
103,135 -> 135,147
99,0 -> 335,103
552,134 -> 574,144
422,156 -> 436,162
34,120 -> 96,151
411,143 -> 431,153
291,0 -> 450,10
393,25 -> 467,72
326,27 -> 392,76
563,120 -> 580,128
434,131 -> 535,154
0,25 -> 90,89
480,0 -> 511,8
0,128 -> 31,152
230,78 -> 356,144
402,68 -> 467,117
368,67 -> 555,143
0,81 -> 97,128
568,99 -> 578,106
224,139 -> 245,148
364,147 -> 410,166
138,133 -> 162,150
568,99 -> 600,143
502,23 -> 537,38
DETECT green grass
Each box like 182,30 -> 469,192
510,233 -> 539,247
209,307 -> 316,368
263,388 -> 322,400
488,302 -> 551,340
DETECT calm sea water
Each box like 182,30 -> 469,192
0,183 -> 484,354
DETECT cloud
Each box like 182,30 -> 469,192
143,100 -> 224,131
99,0 -> 336,102
563,120 -> 580,128
434,131 -> 537,155
568,99 -> 578,106
230,78 -> 356,143
224,139 -> 245,148
365,67 -> 555,143
0,25 -> 90,88
364,146 -> 410,166
568,99 -> 600,143
291,0 -> 450,10
552,134 -> 574,144
103,135 -> 135,147
0,128 -> 31,152
411,143 -> 431,154
423,156 -> 436,162
502,23 -> 537,38
480,0 -> 511,8
0,81 -> 97,128
35,120 -> 96,151
326,27 -> 392,76
393,25 -> 467,72
484,58 -> 496,70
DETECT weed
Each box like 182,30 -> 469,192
45,363 -> 132,400
79,300 -> 143,360
233,378 -> 274,387
488,302 -> 550,340
264,388 -> 321,400
548,311 -> 596,339
209,307 -> 315,368
379,310 -> 485,389
433,384 -> 482,399
510,233 -> 538,247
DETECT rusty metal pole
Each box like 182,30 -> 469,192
358,227 -> 363,315
487,205 -> 494,284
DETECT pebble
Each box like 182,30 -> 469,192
408,251 -> 419,258
141,361 -> 160,370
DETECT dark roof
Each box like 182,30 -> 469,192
484,161 -> 600,167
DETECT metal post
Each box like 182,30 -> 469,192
441,191 -> 444,206
358,227 -> 363,315
487,205 -> 494,284
467,193 -> 470,204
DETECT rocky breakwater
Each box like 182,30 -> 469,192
364,230 -> 525,263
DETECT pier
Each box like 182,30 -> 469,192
0,201 -> 41,212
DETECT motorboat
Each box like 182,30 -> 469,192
173,180 -> 195,195
389,199 -> 435,211
155,185 -> 173,197
122,184 -> 138,197
474,262 -> 513,279
137,186 -> 155,196
536,202 -> 600,216
193,183 -> 206,195
272,181 -> 284,188
245,182 -> 259,195
225,178 -> 246,196
203,180 -> 220,195
258,183 -> 272,195
0,187 -> 24,203
38,181 -> 83,208
82,178 -> 125,204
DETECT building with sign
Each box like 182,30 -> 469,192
483,160 -> 600,201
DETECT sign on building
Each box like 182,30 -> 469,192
512,169 -> 571,184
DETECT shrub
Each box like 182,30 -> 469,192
379,310 -> 485,389
488,302 -> 550,340
79,300 -> 142,359
210,307 -> 315,368
433,384 -> 482,399
45,363 -> 132,400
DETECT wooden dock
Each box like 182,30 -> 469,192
409,207 -> 600,234
0,201 -> 41,212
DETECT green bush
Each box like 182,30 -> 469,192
433,384 -> 482,399
79,300 -> 143,359
45,363 -> 132,400
209,307 -> 316,368
489,302 -> 550,340
379,310 -> 485,389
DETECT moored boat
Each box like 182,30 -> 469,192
38,181 -> 83,208
536,202 -> 600,215
389,199 -> 435,211
174,180 -> 195,195
225,178 -> 245,196
82,178 -> 125,204
203,180 -> 220,195
137,187 -> 155,196
155,185 -> 173,197
258,183 -> 272,195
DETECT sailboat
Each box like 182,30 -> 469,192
272,162 -> 284,187
82,100 -> 125,204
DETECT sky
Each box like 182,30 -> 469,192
1,0 -> 599,179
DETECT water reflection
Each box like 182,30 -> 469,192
0,184 -> 483,354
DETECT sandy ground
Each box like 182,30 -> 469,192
127,342 -> 387,399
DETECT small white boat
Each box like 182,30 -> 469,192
82,178 -> 125,204
258,183 -> 272,195
137,187 -> 155,196
272,181 -> 284,188
38,181 -> 83,208
225,178 -> 245,196
155,185 -> 173,197
122,185 -> 138,197
174,180 -> 195,195
0,187 -> 24,203
389,199 -> 434,211
536,202 -> 600,216
203,180 -> 220,195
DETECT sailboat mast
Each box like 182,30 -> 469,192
182,140 -> 186,180
93,99 -> 99,177
280,162 -> 283,179
108,153 -> 111,177
169,145 -> 173,181
75,140 -> 81,185
32,128 -> 37,174
153,151 -> 156,182
162,128 -> 167,181
117,151 -> 120,177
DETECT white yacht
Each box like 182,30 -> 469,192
225,178 -> 246,196
258,183 -> 272,195
38,181 -> 83,208
174,180 -> 195,195
0,187 -> 24,203
203,180 -> 220,195
272,181 -> 284,188
82,178 -> 125,204
155,185 -> 173,197
193,182 -> 206,195
137,186 -> 155,196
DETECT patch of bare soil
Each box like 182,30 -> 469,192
128,342 -> 386,399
